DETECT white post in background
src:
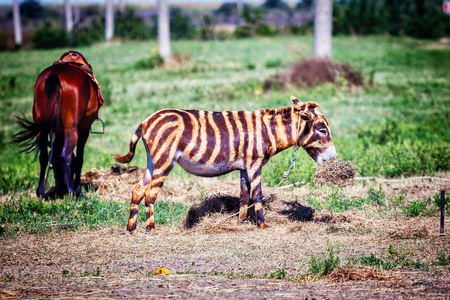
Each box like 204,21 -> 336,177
313,0 -> 332,58
236,0 -> 243,25
105,0 -> 114,41
158,0 -> 171,59
13,0 -> 22,46
65,0 -> 73,33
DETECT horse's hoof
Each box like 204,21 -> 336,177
75,186 -> 82,199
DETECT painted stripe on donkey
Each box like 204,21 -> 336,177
113,96 -> 337,234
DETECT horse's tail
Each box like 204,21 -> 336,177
41,74 -> 61,126
112,124 -> 143,164
12,74 -> 62,154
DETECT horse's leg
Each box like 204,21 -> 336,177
249,166 -> 269,229
73,130 -> 90,196
52,138 -> 66,197
36,132 -> 49,197
239,170 -> 251,221
60,130 -> 78,195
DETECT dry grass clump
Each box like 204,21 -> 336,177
313,158 -> 358,187
326,267 -> 389,283
184,194 -> 240,229
263,58 -> 364,93
388,224 -> 429,239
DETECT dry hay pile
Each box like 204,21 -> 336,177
81,164 -> 144,200
263,58 -> 364,93
313,158 -> 358,187
326,267 -> 389,283
387,219 -> 430,239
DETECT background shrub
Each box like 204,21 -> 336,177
32,20 -> 69,49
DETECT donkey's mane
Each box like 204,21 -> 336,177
259,106 -> 294,117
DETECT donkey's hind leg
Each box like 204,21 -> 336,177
127,148 -> 154,234
143,156 -> 176,233
127,172 -> 151,234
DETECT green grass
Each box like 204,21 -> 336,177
306,185 -> 386,213
0,36 -> 449,195
359,244 -> 426,270
0,192 -> 187,238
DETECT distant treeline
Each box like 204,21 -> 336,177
333,0 -> 450,39
0,0 -> 449,51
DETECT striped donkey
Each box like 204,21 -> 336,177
113,96 -> 337,234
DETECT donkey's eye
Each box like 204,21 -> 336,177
318,128 -> 328,135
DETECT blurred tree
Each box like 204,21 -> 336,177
20,0 -> 43,20
13,0 -> 22,46
296,0 -> 312,10
115,8 -> 149,40
262,0 -> 290,10
169,7 -> 195,40
33,19 -> 69,49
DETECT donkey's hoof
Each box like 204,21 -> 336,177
260,222 -> 271,230
146,226 -> 156,233
127,223 -> 137,234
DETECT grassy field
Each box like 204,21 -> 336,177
0,35 -> 450,298
1,35 -> 449,194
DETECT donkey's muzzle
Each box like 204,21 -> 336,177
316,145 -> 337,165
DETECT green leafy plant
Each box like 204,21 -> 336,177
265,58 -> 282,68
367,185 -> 386,205
435,251 -> 450,266
135,53 -> 165,70
308,239 -> 340,276
268,268 -> 287,279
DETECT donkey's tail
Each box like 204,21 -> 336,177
113,124 -> 143,164
12,74 -> 61,154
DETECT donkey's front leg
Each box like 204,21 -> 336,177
249,168 -> 270,229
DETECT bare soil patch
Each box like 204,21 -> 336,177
1,169 -> 449,299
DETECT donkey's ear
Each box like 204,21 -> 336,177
291,96 -> 303,106
306,101 -> 319,111
300,111 -> 314,122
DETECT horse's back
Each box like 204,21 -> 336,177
33,64 -> 98,132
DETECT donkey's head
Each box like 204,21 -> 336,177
59,50 -> 93,74
291,96 -> 337,165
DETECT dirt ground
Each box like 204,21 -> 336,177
1,168 -> 449,299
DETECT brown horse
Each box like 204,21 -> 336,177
13,51 -> 103,198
